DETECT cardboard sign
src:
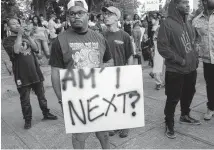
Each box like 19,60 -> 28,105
60,65 -> 145,134
145,0 -> 159,11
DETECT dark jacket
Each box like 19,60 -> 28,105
157,0 -> 198,74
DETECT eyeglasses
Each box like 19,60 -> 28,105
103,12 -> 116,17
68,11 -> 87,17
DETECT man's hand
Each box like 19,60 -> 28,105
18,27 -> 25,36
24,30 -> 31,38
181,59 -> 186,66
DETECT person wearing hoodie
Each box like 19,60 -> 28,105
192,0 -> 214,121
157,0 -> 200,139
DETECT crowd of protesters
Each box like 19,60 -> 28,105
1,0 -> 214,149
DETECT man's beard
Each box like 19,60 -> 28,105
72,26 -> 83,31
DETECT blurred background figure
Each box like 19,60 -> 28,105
32,15 -> 50,65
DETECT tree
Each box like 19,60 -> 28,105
1,0 -> 23,21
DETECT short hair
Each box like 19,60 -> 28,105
124,14 -> 129,20
39,14 -> 44,17
96,14 -> 102,19
174,0 -> 182,4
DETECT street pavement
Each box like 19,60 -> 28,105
1,62 -> 214,149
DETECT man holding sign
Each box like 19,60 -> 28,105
49,0 -> 113,149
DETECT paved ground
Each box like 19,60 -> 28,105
1,62 -> 214,149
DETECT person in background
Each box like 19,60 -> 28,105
32,16 -> 50,59
48,14 -> 63,43
88,14 -> 97,27
141,18 -> 151,62
157,0 -> 200,139
123,14 -> 132,36
151,15 -> 165,90
132,14 -> 142,53
63,16 -> 71,31
3,18 -> 57,130
102,6 -> 134,138
192,0 -> 214,121
132,14 -> 143,65
40,14 -> 49,28
95,14 -> 107,34
49,0 -> 113,148
147,14 -> 155,67
55,18 -> 63,34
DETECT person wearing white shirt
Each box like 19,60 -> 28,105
48,14 -> 62,41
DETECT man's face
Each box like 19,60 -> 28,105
103,10 -> 118,25
33,17 -> 38,24
176,0 -> 190,15
8,19 -> 21,33
68,6 -> 88,30
207,0 -> 214,9
99,15 -> 104,21
40,16 -> 44,21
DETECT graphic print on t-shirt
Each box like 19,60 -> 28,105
69,42 -> 100,68
20,39 -> 31,56
181,31 -> 193,54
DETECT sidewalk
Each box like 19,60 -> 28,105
1,62 -> 214,149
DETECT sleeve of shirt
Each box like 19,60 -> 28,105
3,37 -> 15,61
49,38 -> 65,68
103,39 -> 112,63
124,34 -> 134,61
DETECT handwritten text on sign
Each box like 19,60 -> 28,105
60,65 -> 145,134
145,0 -> 159,11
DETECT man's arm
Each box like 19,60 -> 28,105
14,28 -> 24,54
49,38 -> 65,102
102,39 -> 114,67
157,22 -> 185,66
125,35 -> 134,65
51,67 -> 62,100
27,36 -> 39,53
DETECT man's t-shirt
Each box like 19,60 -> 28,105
49,28 -> 112,69
104,30 -> 133,66
3,36 -> 44,88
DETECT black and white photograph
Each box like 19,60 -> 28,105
1,0 -> 214,149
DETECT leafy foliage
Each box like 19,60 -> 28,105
1,0 -> 23,21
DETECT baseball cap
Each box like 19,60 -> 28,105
67,0 -> 88,11
102,6 -> 121,19
50,14 -> 56,18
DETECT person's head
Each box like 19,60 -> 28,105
39,14 -> 45,21
124,14 -> 131,21
97,14 -> 104,21
56,18 -> 61,23
133,14 -> 140,20
141,19 -> 148,28
32,15 -> 42,27
50,14 -> 57,20
102,6 -> 121,26
7,18 -> 21,33
150,15 -> 159,26
174,0 -> 190,15
67,0 -> 89,32
202,0 -> 214,10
